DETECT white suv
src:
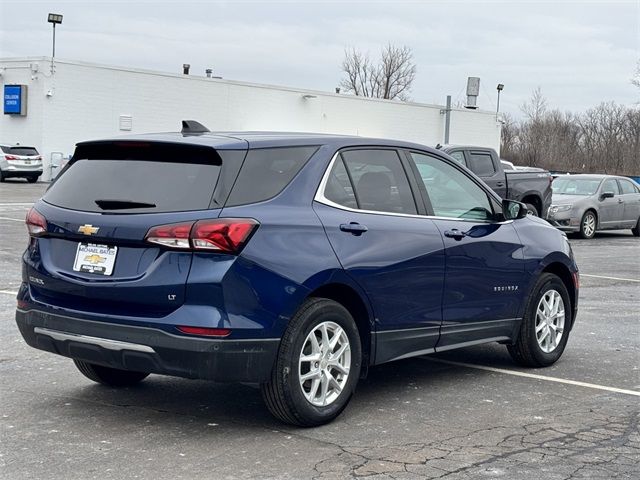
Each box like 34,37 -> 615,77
0,144 -> 43,183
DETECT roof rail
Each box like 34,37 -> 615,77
181,120 -> 210,135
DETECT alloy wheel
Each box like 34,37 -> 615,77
535,289 -> 565,353
298,321 -> 351,407
582,213 -> 596,238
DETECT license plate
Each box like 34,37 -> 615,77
73,243 -> 117,276
25,160 -> 31,164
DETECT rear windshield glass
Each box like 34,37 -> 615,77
44,159 -> 221,213
4,147 -> 39,156
225,146 -> 319,206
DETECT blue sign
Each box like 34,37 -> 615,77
4,85 -> 27,115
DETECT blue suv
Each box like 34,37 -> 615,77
16,122 -> 579,426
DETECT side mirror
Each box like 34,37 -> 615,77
600,191 -> 614,200
502,199 -> 528,220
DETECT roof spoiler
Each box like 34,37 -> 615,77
181,120 -> 210,135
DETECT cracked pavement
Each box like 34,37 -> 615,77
1,181 -> 638,479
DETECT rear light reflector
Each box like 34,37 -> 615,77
572,271 -> 580,290
25,207 -> 47,236
145,218 -> 258,253
17,299 -> 29,309
146,221 -> 194,249
176,326 -> 231,337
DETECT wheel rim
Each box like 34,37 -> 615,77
583,213 -> 595,237
298,321 -> 351,407
535,289 -> 565,353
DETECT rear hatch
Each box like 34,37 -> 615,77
2,146 -> 42,169
26,140 -> 247,317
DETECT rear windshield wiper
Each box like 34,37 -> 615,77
94,199 -> 156,210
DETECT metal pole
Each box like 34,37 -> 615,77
52,23 -> 56,58
444,95 -> 451,144
496,90 -> 501,119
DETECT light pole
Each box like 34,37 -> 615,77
496,83 -> 504,119
47,13 -> 63,74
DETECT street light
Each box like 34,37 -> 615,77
496,83 -> 504,119
47,13 -> 63,74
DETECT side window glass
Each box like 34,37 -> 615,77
410,152 -> 494,221
448,151 -> 466,165
341,149 -> 417,215
468,152 -> 496,176
602,179 -> 619,195
619,179 -> 636,195
323,157 -> 357,209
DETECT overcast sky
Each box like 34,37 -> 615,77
1,1 -> 638,116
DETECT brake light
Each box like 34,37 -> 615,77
25,208 -> 47,236
146,221 -> 193,249
191,218 -> 258,252
35,155 -> 42,161
176,326 -> 231,337
145,218 -> 258,253
572,271 -> 580,290
5,155 -> 18,161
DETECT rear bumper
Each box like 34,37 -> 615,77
16,308 -> 279,383
1,168 -> 42,178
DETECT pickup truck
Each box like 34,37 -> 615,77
439,145 -> 553,218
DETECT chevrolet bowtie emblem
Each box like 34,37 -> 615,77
83,254 -> 106,264
78,224 -> 99,235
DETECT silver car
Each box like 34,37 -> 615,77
0,144 -> 43,183
548,174 -> 640,239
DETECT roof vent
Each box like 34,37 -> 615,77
181,120 -> 210,135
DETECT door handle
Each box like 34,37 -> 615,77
339,222 -> 368,236
495,182 -> 505,187
444,229 -> 467,240
618,199 -> 624,204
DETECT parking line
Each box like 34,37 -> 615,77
0,290 -> 18,296
424,357 -> 640,397
581,274 -> 640,283
0,203 -> 34,206
0,216 -> 24,222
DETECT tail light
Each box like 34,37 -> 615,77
5,155 -> 18,161
35,155 -> 43,161
26,208 -> 47,236
145,218 -> 258,254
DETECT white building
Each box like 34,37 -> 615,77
1,57 -> 501,181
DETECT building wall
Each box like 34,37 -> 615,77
1,57 -> 501,181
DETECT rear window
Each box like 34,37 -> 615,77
44,159 -> 221,213
4,146 -> 39,156
225,146 -> 318,206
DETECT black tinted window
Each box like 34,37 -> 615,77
341,149 -> 417,215
44,159 -> 221,213
324,157 -> 357,208
226,146 -> 318,206
468,152 -> 496,176
8,147 -> 39,156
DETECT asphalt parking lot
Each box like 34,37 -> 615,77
1,179 -> 638,480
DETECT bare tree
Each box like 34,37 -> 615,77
340,44 -> 417,101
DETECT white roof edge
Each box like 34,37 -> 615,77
0,56 -> 498,116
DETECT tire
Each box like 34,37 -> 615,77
525,203 -> 539,217
0,171 -> 5,182
261,298 -> 362,427
73,360 -> 149,387
632,218 -> 640,237
26,176 -> 38,183
508,273 -> 572,367
579,210 -> 597,239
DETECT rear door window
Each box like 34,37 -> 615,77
340,149 -> 417,215
448,151 -> 466,166
618,179 -> 638,194
468,152 -> 496,176
226,146 -> 318,206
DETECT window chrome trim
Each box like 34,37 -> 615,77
314,151 -> 509,224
